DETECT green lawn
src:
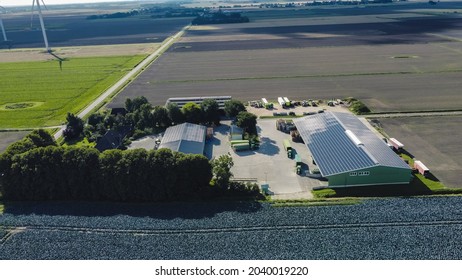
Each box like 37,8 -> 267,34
0,55 -> 146,128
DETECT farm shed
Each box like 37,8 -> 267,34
165,96 -> 231,109
159,122 -> 206,155
293,112 -> 412,187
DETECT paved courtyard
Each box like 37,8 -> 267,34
206,119 -> 328,199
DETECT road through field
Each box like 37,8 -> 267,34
53,24 -> 190,140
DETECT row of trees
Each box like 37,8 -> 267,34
81,97 -> 247,142
0,130 -> 260,202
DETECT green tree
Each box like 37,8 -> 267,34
166,103 -> 184,125
152,106 -> 171,128
26,129 -> 56,147
211,154 -> 234,189
236,111 -> 257,134
182,102 -> 203,124
125,96 -> 149,113
63,113 -> 84,141
224,100 -> 246,118
201,99 -> 220,125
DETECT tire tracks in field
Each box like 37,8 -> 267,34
150,68 -> 462,84
3,220 -> 462,238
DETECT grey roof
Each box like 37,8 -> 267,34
293,112 -> 410,177
159,123 -> 206,155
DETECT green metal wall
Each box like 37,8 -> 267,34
327,166 -> 412,188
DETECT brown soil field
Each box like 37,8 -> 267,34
0,131 -> 29,153
110,71 -> 462,111
135,42 -> 462,82
379,116 -> 462,188
0,14 -> 191,49
0,43 -> 160,63
109,3 -> 462,112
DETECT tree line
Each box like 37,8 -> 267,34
0,130 -> 259,202
74,96 -> 247,143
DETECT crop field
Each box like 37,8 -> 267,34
0,131 -> 30,152
0,55 -> 145,128
380,116 -> 462,189
109,3 -> 462,112
2,197 -> 462,259
1,13 -> 191,49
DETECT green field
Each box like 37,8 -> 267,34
0,55 -> 146,128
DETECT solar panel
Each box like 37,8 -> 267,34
293,112 -> 409,177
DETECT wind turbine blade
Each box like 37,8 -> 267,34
35,0 -> 50,52
31,0 -> 35,28
41,0 -> 48,11
0,17 -> 7,42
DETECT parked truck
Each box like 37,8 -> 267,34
277,97 -> 286,108
295,154 -> 302,175
283,139 -> 293,158
414,160 -> 430,177
261,98 -> 273,109
283,97 -> 291,107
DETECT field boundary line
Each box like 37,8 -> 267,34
53,24 -> 191,140
363,110 -> 462,118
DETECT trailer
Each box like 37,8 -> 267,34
283,139 -> 293,158
277,97 -> 286,108
414,160 -> 430,177
261,98 -> 273,109
283,97 -> 291,107
389,138 -> 404,151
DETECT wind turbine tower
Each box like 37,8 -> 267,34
32,0 -> 50,52
0,5 -> 8,42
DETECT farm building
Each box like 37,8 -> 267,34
165,96 -> 231,109
158,122 -> 206,155
293,112 -> 412,187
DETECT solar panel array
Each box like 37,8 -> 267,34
293,112 -> 409,177
159,123 -> 206,155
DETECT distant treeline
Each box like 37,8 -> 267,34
192,12 -> 249,25
87,6 -> 203,20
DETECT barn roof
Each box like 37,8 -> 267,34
293,112 -> 410,177
159,123 -> 206,155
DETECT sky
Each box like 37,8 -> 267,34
1,0 -> 131,7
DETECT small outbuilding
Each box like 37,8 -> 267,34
293,112 -> 412,188
158,122 -> 206,155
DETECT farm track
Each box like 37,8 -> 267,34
3,219 -> 462,238
52,24 -> 191,140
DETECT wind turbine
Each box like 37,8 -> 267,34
31,0 -> 50,52
0,5 -> 8,42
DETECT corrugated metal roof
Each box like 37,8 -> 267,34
159,123 -> 206,155
293,112 -> 409,177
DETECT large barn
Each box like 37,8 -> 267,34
158,122 -> 206,155
293,112 -> 412,188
